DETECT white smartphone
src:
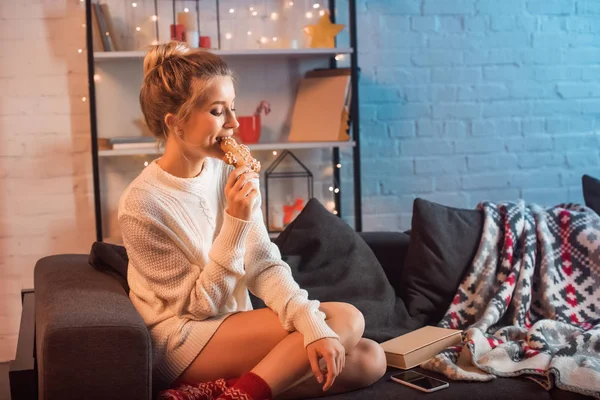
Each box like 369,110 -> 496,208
390,370 -> 449,393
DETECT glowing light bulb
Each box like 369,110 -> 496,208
184,7 -> 189,12
131,2 -> 137,7
336,163 -> 342,168
229,8 -> 234,13
81,96 -> 87,102
333,210 -> 338,215
329,186 -> 334,192
247,31 -> 252,35
252,11 -> 258,16
93,74 -> 100,82
305,11 -> 313,18
82,23 -> 86,28
144,161 -> 149,167
249,6 -> 254,11
260,36 -> 268,43
335,54 -> 345,61
313,3 -> 320,8
225,33 -> 233,40
151,15 -> 158,21
136,26 -> 141,32
272,36 -> 278,42
334,188 -> 340,193
288,1 -> 294,5
77,48 -> 83,53
272,151 -> 278,156
319,9 -> 325,16
270,12 -> 279,20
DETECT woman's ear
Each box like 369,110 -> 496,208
165,113 -> 183,136
164,113 -> 178,136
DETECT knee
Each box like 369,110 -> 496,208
353,339 -> 387,387
326,302 -> 365,349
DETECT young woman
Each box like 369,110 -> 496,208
118,41 -> 386,400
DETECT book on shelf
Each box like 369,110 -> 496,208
98,136 -> 160,150
99,3 -> 120,51
90,4 -> 104,51
92,2 -> 117,51
380,326 -> 462,370
288,68 -> 351,143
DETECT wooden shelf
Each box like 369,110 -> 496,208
94,48 -> 353,61
98,141 -> 355,157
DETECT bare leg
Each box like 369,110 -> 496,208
176,302 -> 386,398
276,338 -> 387,400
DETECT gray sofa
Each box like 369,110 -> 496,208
9,232 -> 590,400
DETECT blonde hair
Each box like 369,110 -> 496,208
140,41 -> 233,140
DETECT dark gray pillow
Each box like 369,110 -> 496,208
273,198 -> 417,342
89,241 -> 129,293
582,174 -> 600,215
399,198 -> 483,326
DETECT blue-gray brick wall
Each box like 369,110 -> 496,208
350,0 -> 600,232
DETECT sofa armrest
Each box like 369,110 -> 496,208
358,231 -> 411,295
9,289 -> 37,400
34,254 -> 152,400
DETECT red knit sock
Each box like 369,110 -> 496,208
217,372 -> 272,400
158,378 -> 229,400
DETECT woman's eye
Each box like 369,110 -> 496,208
231,108 -> 236,113
211,110 -> 223,116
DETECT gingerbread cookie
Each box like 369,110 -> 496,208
218,137 -> 261,173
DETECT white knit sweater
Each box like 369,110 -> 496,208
118,157 -> 339,388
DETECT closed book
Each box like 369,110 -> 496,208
112,142 -> 159,150
100,3 -> 120,51
380,326 -> 462,370
90,4 -> 105,51
109,136 -> 157,144
98,138 -> 112,150
93,3 -> 113,51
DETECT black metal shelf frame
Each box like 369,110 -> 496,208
85,0 -> 362,241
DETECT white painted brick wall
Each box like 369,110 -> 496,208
353,0 -> 600,232
0,1 -> 95,362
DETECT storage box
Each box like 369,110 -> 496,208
380,326 -> 462,370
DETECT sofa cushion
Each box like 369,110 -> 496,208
582,174 -> 600,215
89,241 -> 129,293
357,231 -> 411,294
273,198 -> 417,342
399,198 -> 483,326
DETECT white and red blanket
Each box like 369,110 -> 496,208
422,201 -> 600,398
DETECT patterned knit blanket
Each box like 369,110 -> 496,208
421,201 -> 600,398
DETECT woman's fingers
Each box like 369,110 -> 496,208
225,166 -> 250,190
337,352 -> 344,377
322,352 -> 338,391
307,349 -> 323,384
232,172 -> 259,193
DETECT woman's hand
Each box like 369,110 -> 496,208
306,337 -> 346,391
225,166 -> 259,221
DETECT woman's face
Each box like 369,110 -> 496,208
177,75 -> 239,159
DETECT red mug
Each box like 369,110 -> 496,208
170,24 -> 186,42
199,36 -> 211,49
236,115 -> 261,144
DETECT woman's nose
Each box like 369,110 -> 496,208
225,112 -> 239,130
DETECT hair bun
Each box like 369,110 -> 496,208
143,41 -> 190,77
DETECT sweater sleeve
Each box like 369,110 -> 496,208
243,192 -> 340,347
119,192 -> 253,321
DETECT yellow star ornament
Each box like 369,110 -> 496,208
304,12 -> 345,48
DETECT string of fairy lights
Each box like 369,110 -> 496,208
78,0 -> 343,215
